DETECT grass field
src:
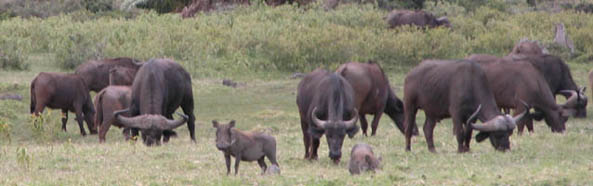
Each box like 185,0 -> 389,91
1,53 -> 593,185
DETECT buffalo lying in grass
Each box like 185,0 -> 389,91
385,10 -> 450,29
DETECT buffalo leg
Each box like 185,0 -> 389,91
310,138 -> 320,160
370,112 -> 384,136
359,114 -> 369,136
224,153 -> 231,175
404,105 -> 418,152
84,112 -> 97,135
301,120 -> 311,159
234,153 -> 241,175
131,128 -> 140,140
257,157 -> 267,175
98,122 -> 111,143
61,109 -> 68,132
163,114 -> 174,143
463,124 -> 473,151
452,117 -> 467,153
515,106 -> 531,135
74,108 -> 87,136
122,128 -> 131,141
181,97 -> 196,142
423,116 -> 436,153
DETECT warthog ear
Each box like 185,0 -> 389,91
212,120 -> 219,128
475,132 -> 489,143
229,120 -> 236,128
346,125 -> 360,139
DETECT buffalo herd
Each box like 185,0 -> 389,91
26,10 -> 590,176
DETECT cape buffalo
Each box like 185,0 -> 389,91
348,143 -> 381,175
468,55 -> 574,134
93,86 -> 132,143
213,120 -> 280,175
336,61 -> 415,136
113,58 -> 196,146
75,57 -> 142,92
404,60 -> 527,152
108,67 -> 136,86
114,110 -> 188,146
510,39 -> 546,56
508,54 -> 587,117
297,69 -> 359,163
385,10 -> 450,29
30,72 -> 96,136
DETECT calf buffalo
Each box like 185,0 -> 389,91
114,58 -> 196,146
75,57 -> 141,92
213,120 -> 280,175
348,143 -> 381,175
404,60 -> 526,152
297,69 -> 359,163
336,61 -> 413,136
468,55 -> 574,134
385,10 -> 450,29
93,86 -> 132,143
30,72 -> 95,136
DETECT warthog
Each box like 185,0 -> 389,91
213,120 -> 280,175
348,143 -> 381,175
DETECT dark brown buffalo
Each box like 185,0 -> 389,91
508,54 -> 587,118
404,60 -> 527,152
74,57 -> 141,92
213,120 -> 280,175
336,61 -> 415,136
297,69 -> 359,163
108,67 -> 136,86
114,110 -> 188,145
468,55 -> 575,134
348,143 -> 381,175
93,86 -> 132,143
385,10 -> 450,29
114,58 -> 196,146
30,72 -> 96,136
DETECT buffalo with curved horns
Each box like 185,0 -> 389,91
30,72 -> 96,136
114,58 -> 196,146
297,69 -> 359,163
468,55 -> 574,134
336,61 -> 417,136
114,109 -> 188,145
404,60 -> 527,152
75,57 -> 142,92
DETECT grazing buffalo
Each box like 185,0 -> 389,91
93,86 -> 132,143
114,110 -> 188,145
348,143 -> 381,175
113,58 -> 196,146
508,54 -> 587,118
297,69 -> 359,163
385,10 -> 450,29
404,60 -> 527,152
336,61 -> 414,136
468,55 -> 574,134
74,57 -> 142,92
108,67 -> 136,86
30,72 -> 96,136
213,120 -> 280,175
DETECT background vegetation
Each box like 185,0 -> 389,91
1,0 -> 593,185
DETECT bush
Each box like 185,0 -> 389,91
0,36 -> 31,70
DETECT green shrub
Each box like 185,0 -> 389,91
0,36 -> 31,70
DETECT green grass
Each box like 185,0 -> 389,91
1,54 -> 593,185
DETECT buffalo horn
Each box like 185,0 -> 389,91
160,112 -> 189,130
311,107 -> 328,129
465,105 -> 482,125
560,90 -> 578,107
343,108 -> 359,129
512,100 -> 530,124
113,109 -> 150,129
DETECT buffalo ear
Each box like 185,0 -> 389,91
475,132 -> 490,143
308,127 -> 324,139
346,125 -> 360,138
212,120 -> 218,128
229,120 -> 236,128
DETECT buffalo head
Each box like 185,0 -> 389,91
472,103 -> 528,151
113,109 -> 188,146
311,107 -> 359,163
212,120 -> 236,151
561,87 -> 588,118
